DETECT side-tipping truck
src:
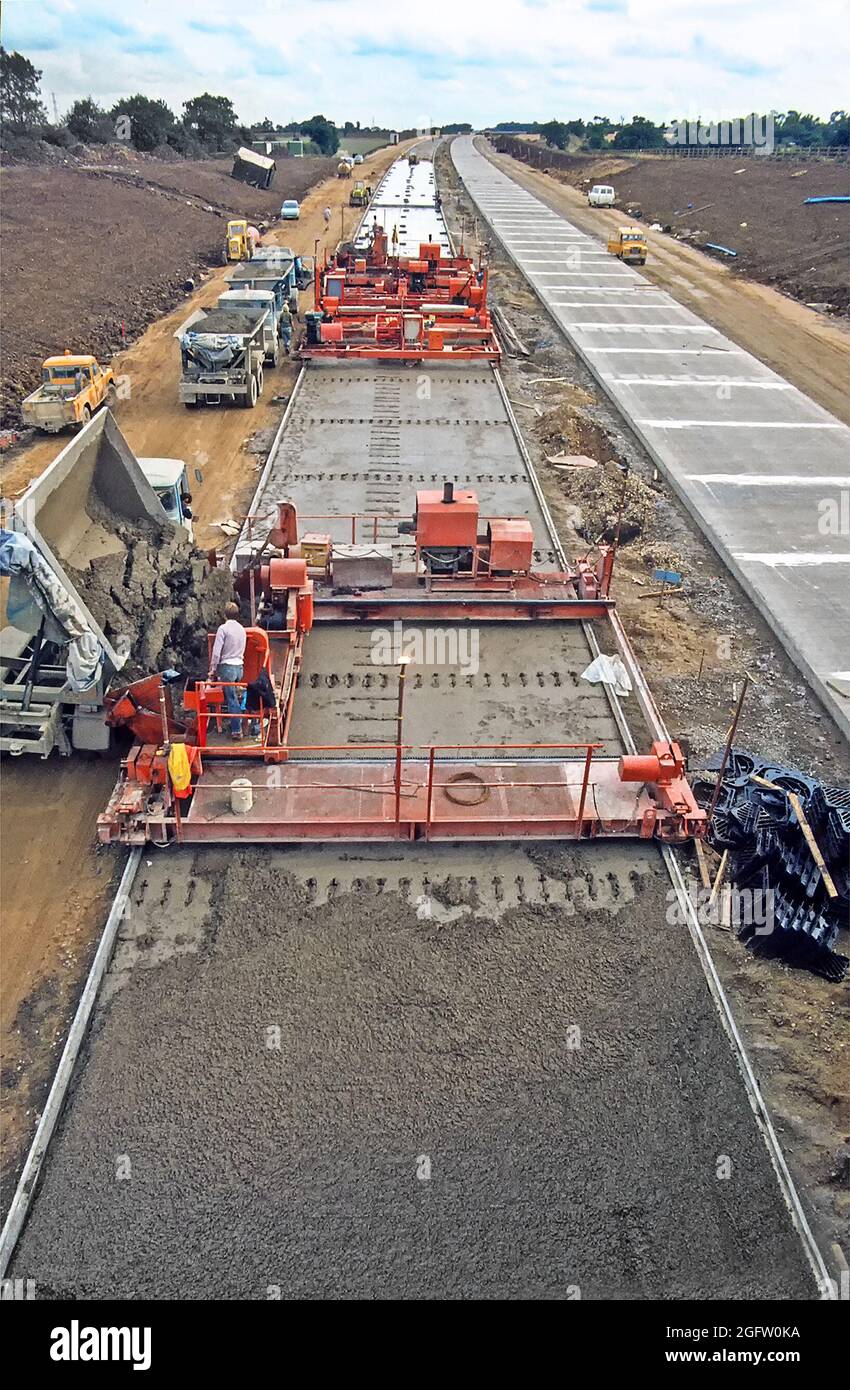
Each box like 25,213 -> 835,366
0,411 -> 192,757
175,305 -> 268,409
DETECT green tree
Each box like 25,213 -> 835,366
66,96 -> 112,143
613,115 -> 664,149
111,94 -> 176,151
299,114 -> 339,156
0,47 -> 47,129
826,110 -> 849,147
540,118 -> 569,149
183,92 -> 238,150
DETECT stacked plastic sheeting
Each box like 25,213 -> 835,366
691,748 -> 849,981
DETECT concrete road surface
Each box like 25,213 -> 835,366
451,136 -> 850,741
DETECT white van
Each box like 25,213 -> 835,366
588,184 -> 615,207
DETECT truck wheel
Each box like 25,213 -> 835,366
82,405 -> 92,425
243,375 -> 258,409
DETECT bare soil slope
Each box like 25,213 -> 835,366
0,149 -> 333,428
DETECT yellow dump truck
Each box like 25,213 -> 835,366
21,353 -> 115,433
337,161 -> 352,178
226,219 -> 254,262
607,226 -> 648,266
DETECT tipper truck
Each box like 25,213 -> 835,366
226,252 -> 300,319
21,352 -> 115,434
0,411 -> 193,757
175,305 -> 268,409
218,288 -> 282,366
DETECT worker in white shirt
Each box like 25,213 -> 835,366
208,602 -> 247,739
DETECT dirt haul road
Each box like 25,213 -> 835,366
478,144 -> 850,428
0,140 -> 408,1210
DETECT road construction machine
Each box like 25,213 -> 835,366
225,219 -> 258,262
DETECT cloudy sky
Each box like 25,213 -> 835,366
3,0 -> 847,129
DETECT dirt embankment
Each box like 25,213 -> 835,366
0,146 -> 334,429
493,141 -> 850,315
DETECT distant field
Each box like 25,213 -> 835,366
340,135 -> 391,156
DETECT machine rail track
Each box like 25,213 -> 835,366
0,152 -> 834,1299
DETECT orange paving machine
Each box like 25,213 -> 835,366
301,233 -> 500,361
98,488 -> 705,846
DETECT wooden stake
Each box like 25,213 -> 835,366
708,850 -> 729,908
695,838 -> 711,889
749,775 -> 838,899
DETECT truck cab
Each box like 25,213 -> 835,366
138,458 -> 194,542
22,353 -> 115,433
607,226 -> 648,265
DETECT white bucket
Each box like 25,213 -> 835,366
230,777 -> 253,815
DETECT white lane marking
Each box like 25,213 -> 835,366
611,377 -> 792,388
735,553 -> 850,566
532,274 -> 637,280
639,419 -> 844,429
585,347 -> 747,354
560,324 -> 716,332
552,302 -> 675,309
689,474 -> 850,486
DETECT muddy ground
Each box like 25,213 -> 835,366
438,141 -> 849,1263
494,139 -> 850,315
0,145 -> 335,429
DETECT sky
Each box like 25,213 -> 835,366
3,0 -> 847,130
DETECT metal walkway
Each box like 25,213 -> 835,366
451,136 -> 850,740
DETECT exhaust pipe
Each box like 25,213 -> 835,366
442,480 -> 454,504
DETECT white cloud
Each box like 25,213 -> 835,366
4,0 -> 847,126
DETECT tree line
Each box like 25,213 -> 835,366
0,48 -> 357,162
495,112 -> 850,151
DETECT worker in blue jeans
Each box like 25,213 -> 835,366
279,303 -> 292,355
208,601 -> 247,739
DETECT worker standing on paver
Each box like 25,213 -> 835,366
208,602 -> 247,740
279,302 -> 293,355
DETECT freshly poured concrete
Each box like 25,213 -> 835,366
451,136 -> 850,739
11,836 -> 816,1298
